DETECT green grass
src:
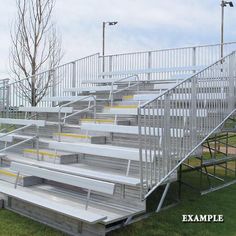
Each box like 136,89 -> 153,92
0,210 -> 64,236
110,184 -> 236,236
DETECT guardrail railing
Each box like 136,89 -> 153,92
57,95 -> 97,141
1,53 -> 99,118
1,42 -> 236,120
138,51 -> 236,199
100,42 -> 236,81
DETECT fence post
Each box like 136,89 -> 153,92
228,52 -> 236,112
192,47 -> 196,74
148,51 -> 152,81
72,61 -> 76,88
51,69 -> 56,107
190,76 -> 198,151
109,56 -> 113,79
138,107 -> 144,199
5,79 -> 10,118
72,61 -> 76,96
163,92 -> 171,176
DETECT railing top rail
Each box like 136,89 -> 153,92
144,108 -> 236,199
139,50 -> 236,109
5,42 -> 236,88
58,95 -> 96,111
5,53 -> 100,87
101,41 -> 236,58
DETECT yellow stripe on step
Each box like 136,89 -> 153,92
54,133 -> 90,139
0,169 -> 20,178
123,95 -> 134,100
24,149 -> 60,158
109,105 -> 138,109
81,118 -> 115,124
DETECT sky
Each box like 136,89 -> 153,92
0,0 -> 236,78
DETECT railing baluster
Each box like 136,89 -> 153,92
139,50 -> 236,199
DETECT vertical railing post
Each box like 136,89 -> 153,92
228,52 -> 236,112
72,61 -> 76,88
72,61 -> 76,96
109,56 -> 113,79
102,55 -> 106,79
138,107 -> 144,199
190,76 -> 197,150
192,47 -> 196,74
36,126 -> 40,161
52,69 -> 56,107
97,54 -> 101,81
148,51 -> 152,81
163,92 -> 171,176
5,79 -> 10,118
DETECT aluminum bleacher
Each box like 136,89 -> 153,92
0,42 -> 236,236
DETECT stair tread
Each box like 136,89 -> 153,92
23,148 -> 76,157
0,180 -> 107,224
10,159 -> 140,186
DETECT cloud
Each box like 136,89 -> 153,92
0,0 -> 235,78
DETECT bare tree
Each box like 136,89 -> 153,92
10,0 -> 62,106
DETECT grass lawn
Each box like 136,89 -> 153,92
110,178 -> 236,236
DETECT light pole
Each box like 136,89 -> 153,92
102,21 -> 118,72
221,1 -> 234,58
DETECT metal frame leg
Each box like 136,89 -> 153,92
85,190 -> 91,210
14,172 -> 20,189
156,183 -> 170,213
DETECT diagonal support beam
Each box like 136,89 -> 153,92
156,183 -> 170,213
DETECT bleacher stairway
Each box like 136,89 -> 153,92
0,43 -> 236,235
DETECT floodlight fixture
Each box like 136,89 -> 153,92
108,21 -> 118,26
220,1 -> 234,58
222,1 -> 234,7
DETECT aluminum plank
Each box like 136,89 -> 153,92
64,85 -> 118,93
0,118 -> 46,127
49,141 -> 141,161
81,124 -> 187,137
11,160 -> 140,186
42,96 -> 96,102
11,162 -> 115,195
19,107 -> 73,113
0,180 -> 107,224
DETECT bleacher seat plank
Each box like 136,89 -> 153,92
81,124 -> 187,137
11,162 -> 115,195
42,96 -> 96,102
49,141 -> 141,161
0,118 -> 45,127
11,160 -> 140,186
64,85 -> 118,93
0,180 -> 107,224
19,107 -> 73,113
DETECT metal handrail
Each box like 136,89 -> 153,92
57,95 -> 96,141
2,42 -> 236,117
109,74 -> 140,106
144,108 -> 236,199
0,113 -> 38,133
139,52 -> 234,109
6,53 -> 100,87
0,124 -> 40,160
8,40 -> 235,86
0,124 -> 34,139
0,136 -> 37,153
138,50 -> 236,199
101,41 -> 236,58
